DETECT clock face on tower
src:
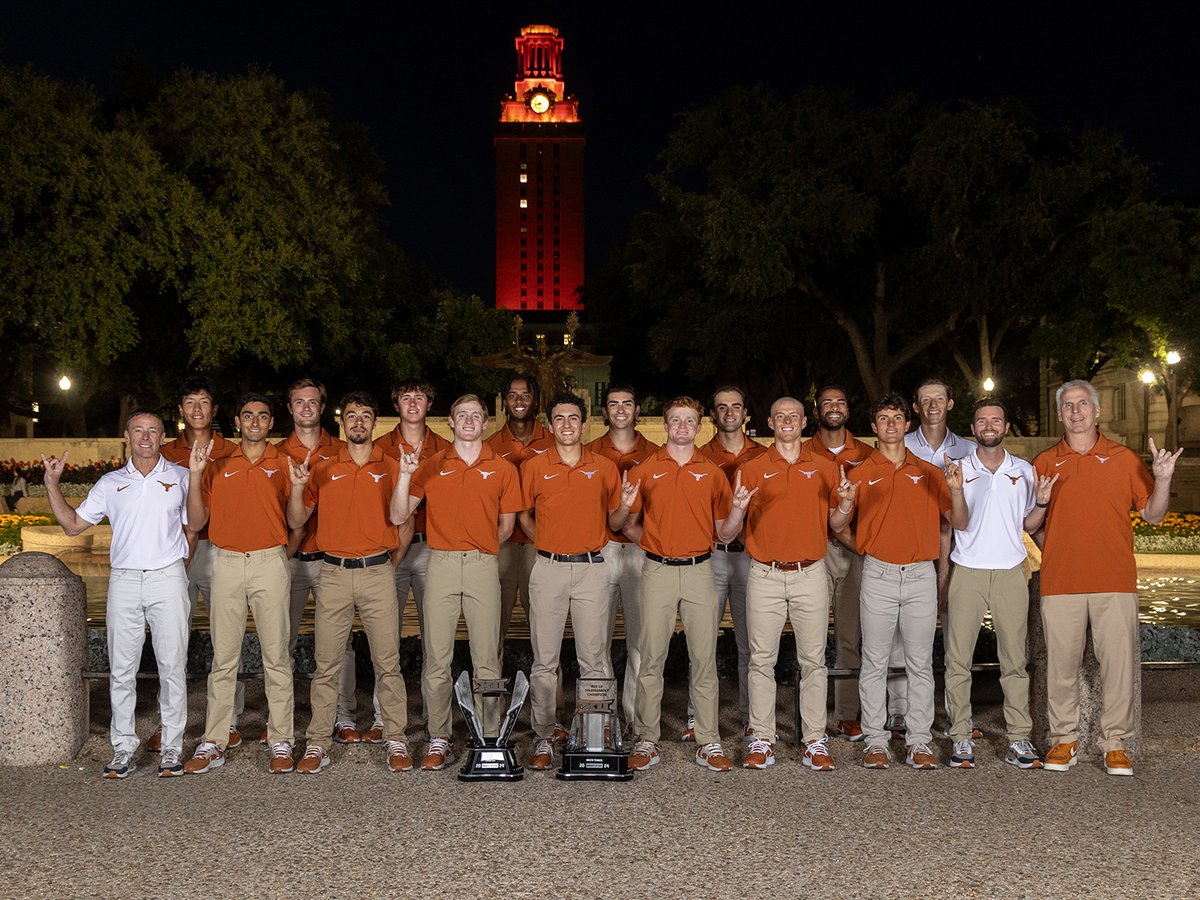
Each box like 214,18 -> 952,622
529,91 -> 551,114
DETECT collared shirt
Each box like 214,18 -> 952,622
376,425 -> 450,535
586,430 -> 660,543
304,444 -> 401,557
275,429 -> 345,553
1034,432 -> 1153,595
628,447 -> 733,559
699,433 -> 768,487
903,427 -> 973,469
161,431 -> 234,543
846,449 -> 951,564
809,430 -> 874,548
520,445 -> 621,555
952,448 -> 1036,570
410,443 -> 522,555
76,456 -> 190,569
486,421 -> 554,543
737,443 -> 838,563
201,442 -> 290,553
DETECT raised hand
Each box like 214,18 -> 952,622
1148,437 -> 1184,480
189,438 -> 214,475
399,450 -> 420,476
288,449 -> 313,488
1034,472 -> 1059,506
620,470 -> 641,509
40,451 -> 69,487
945,459 -> 963,491
731,470 -> 759,512
836,464 -> 859,505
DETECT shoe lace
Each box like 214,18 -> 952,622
195,741 -> 219,758
805,737 -> 829,756
910,743 -> 934,758
534,739 -> 553,756
1010,740 -> 1034,756
160,748 -> 180,766
271,743 -> 292,759
748,738 -> 772,756
699,742 -> 726,759
953,740 -> 974,757
632,740 -> 658,756
302,745 -> 325,760
427,738 -> 450,756
386,740 -> 409,756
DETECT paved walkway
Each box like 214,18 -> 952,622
2,671 -> 1198,898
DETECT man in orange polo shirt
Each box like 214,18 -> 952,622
154,375 -> 239,752
1034,379 -> 1182,776
586,384 -> 659,731
808,384 -> 893,742
183,393 -> 294,775
368,378 -> 450,743
842,392 -> 967,769
519,393 -> 636,770
400,394 -> 523,771
624,397 -> 735,773
287,392 -> 414,775
720,397 -> 851,770
487,373 -> 554,655
695,384 -> 767,740
275,378 -> 358,744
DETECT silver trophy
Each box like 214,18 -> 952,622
557,677 -> 633,781
454,670 -> 528,782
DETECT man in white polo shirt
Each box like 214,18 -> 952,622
43,408 -> 192,779
944,400 -> 1056,769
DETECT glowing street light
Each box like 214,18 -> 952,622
982,377 -> 995,393
1140,370 -> 1156,385
58,374 -> 72,391
1166,350 -> 1182,366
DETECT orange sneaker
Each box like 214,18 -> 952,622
836,720 -> 864,742
268,743 -> 294,775
527,738 -> 554,771
362,722 -> 385,744
386,740 -> 413,773
695,742 -> 733,772
862,745 -> 890,769
1104,749 -> 1133,776
803,737 -> 835,771
334,722 -> 362,744
420,737 -> 455,771
296,745 -> 329,774
629,740 -> 661,771
742,739 -> 775,769
1044,742 -> 1078,772
183,741 -> 225,775
906,743 -> 939,769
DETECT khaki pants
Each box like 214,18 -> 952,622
1041,592 -> 1139,753
710,546 -> 750,722
747,559 -> 830,744
288,556 -> 356,721
827,540 -> 862,721
635,559 -> 720,745
859,557 -> 936,748
498,541 -> 536,654
945,564 -> 1032,741
305,563 -> 407,746
528,556 -> 611,737
206,547 -> 293,748
186,540 -> 244,723
370,540 -> 432,726
604,540 -> 645,725
424,550 -> 502,738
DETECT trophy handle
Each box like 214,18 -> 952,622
495,671 -> 529,746
454,670 -> 486,745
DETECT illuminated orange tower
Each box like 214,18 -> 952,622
495,24 -> 584,311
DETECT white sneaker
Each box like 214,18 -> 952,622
158,747 -> 184,778
950,739 -> 975,769
103,749 -> 135,779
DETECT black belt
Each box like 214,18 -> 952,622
323,551 -> 391,569
294,551 -> 324,562
645,551 -> 712,566
411,532 -> 426,544
714,541 -> 745,553
537,549 -> 605,564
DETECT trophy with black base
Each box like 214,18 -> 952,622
557,677 -> 633,781
454,670 -> 527,782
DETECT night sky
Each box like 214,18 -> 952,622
5,4 -> 1197,303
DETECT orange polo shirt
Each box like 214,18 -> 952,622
162,431 -> 234,543
628,447 -> 733,559
520,445 -> 621,555
201,442 -> 290,552
737,443 -> 839,563
586,430 -> 660,543
1034,433 -> 1153,595
699,433 -> 768,486
486,421 -> 554,544
808,429 -> 874,468
275,429 -> 344,553
410,443 -> 522,555
846,449 -> 950,564
304,444 -> 400,557
377,425 -> 450,536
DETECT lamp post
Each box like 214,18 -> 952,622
1140,369 -> 1156,452
57,375 -> 72,438
1165,350 -> 1182,450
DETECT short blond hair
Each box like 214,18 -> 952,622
450,393 -> 488,421
663,396 -> 705,422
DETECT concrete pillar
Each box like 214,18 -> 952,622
1027,573 -> 1142,760
0,552 -> 89,765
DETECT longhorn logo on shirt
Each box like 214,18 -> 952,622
689,472 -> 709,481
479,470 -> 496,480
581,470 -> 597,479
799,470 -> 816,480
369,472 -> 385,483
1095,455 -> 1109,464
157,481 -> 177,492
906,474 -> 925,484
262,468 -> 278,478
1007,474 -> 1022,485
532,448 -> 549,455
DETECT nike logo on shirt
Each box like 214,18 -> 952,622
762,472 -> 779,479
439,470 -> 455,476
1055,460 -> 1068,467
868,478 -> 883,486
223,471 -> 239,478
652,472 -> 668,479
116,485 -> 130,492
543,474 -> 560,480
964,477 -> 980,484
330,474 -> 349,481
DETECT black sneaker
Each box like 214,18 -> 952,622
158,747 -> 184,778
103,750 -> 136,779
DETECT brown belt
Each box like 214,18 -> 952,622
755,558 -> 818,571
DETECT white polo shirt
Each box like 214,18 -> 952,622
951,447 -> 1036,570
76,456 -> 190,569
904,427 -> 974,468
